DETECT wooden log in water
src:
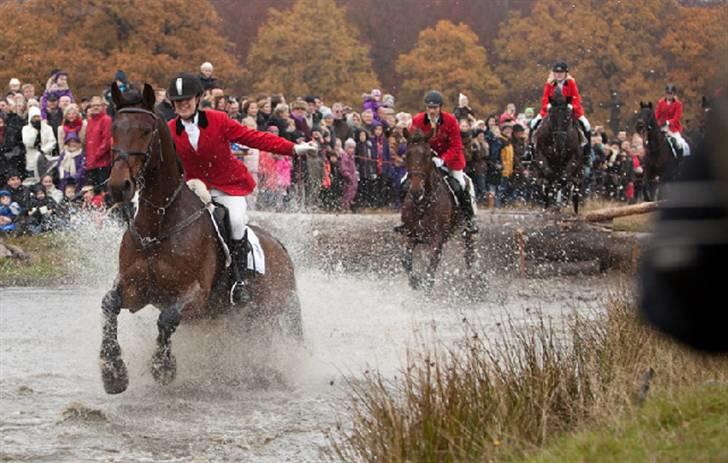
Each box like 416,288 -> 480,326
582,201 -> 662,223
251,211 -> 648,276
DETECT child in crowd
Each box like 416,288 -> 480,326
0,189 -> 21,233
27,183 -> 58,234
57,131 -> 86,190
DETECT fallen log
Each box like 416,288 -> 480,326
583,201 -> 662,223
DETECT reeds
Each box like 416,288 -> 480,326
326,294 -> 727,462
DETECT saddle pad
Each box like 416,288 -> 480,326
245,227 -> 266,275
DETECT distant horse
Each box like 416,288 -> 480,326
399,130 -> 475,290
533,88 -> 583,213
99,83 -> 302,395
635,101 -> 680,200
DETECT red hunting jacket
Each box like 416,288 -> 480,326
410,111 -> 466,170
655,97 -> 683,133
539,77 -> 585,119
169,109 -> 295,196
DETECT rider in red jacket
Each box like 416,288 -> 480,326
530,62 -> 592,159
166,73 -> 316,304
398,90 -> 478,234
655,83 -> 690,156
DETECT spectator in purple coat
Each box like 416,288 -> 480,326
339,138 -> 358,211
41,71 -> 75,120
57,131 -> 85,191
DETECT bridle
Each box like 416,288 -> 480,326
111,107 -> 161,192
111,107 -> 185,216
406,144 -> 439,204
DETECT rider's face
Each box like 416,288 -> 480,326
426,105 -> 441,121
174,96 -> 199,119
554,71 -> 566,81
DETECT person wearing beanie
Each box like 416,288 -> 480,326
57,103 -> 87,153
40,71 -> 74,120
21,105 -> 57,181
103,69 -> 133,117
57,130 -> 86,191
8,78 -> 21,94
454,92 -> 476,124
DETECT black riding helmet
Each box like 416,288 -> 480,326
552,61 -> 568,73
167,73 -> 203,101
424,90 -> 444,107
665,83 -> 677,94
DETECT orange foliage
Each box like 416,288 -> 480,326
395,21 -> 504,115
0,0 -> 244,98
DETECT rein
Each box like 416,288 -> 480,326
112,106 -> 206,251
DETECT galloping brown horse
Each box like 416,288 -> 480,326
400,130 -> 475,290
99,83 -> 302,394
533,88 -> 583,213
635,101 -> 680,200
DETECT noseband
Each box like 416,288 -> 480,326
111,107 -> 161,191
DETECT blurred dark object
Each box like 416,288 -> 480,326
639,91 -> 728,353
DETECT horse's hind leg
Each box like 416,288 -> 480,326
100,287 -> 128,394
463,232 -> 476,271
151,304 -> 182,385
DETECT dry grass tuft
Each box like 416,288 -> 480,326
325,295 -> 727,462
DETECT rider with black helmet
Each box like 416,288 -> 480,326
655,83 -> 690,156
166,72 -> 316,305
396,90 -> 478,235
530,61 -> 592,159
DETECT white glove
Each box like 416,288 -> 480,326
432,157 -> 444,168
293,141 -> 318,155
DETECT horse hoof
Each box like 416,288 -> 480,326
151,349 -> 177,385
100,357 -> 129,394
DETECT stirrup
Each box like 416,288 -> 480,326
230,280 -> 251,305
394,223 -> 407,234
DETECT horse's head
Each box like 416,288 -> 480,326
405,129 -> 434,202
547,87 -> 573,131
108,83 -> 159,204
635,101 -> 655,136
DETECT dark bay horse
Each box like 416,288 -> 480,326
400,130 -> 475,290
635,101 -> 680,200
100,83 -> 302,394
533,89 -> 583,213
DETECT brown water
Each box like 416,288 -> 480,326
0,214 -> 616,462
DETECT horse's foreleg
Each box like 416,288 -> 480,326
423,241 -> 444,291
464,232 -> 476,271
403,240 -> 420,289
151,304 -> 182,386
100,287 -> 128,394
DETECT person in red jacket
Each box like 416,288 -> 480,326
530,61 -> 591,159
85,95 -> 113,193
398,90 -> 478,234
166,73 -> 316,304
655,83 -> 690,157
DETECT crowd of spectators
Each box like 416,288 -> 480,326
1,63 -> 653,235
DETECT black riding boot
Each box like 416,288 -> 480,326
583,129 -> 592,165
229,238 -> 252,305
459,188 -> 479,235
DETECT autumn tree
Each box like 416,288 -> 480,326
660,3 -> 728,126
245,0 -> 379,103
0,0 -> 244,98
395,20 -> 504,115
494,0 -> 677,132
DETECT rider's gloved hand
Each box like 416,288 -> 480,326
293,141 -> 318,155
433,157 -> 445,168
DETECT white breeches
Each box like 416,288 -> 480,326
210,189 -> 248,240
668,130 -> 691,156
448,169 -> 477,213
